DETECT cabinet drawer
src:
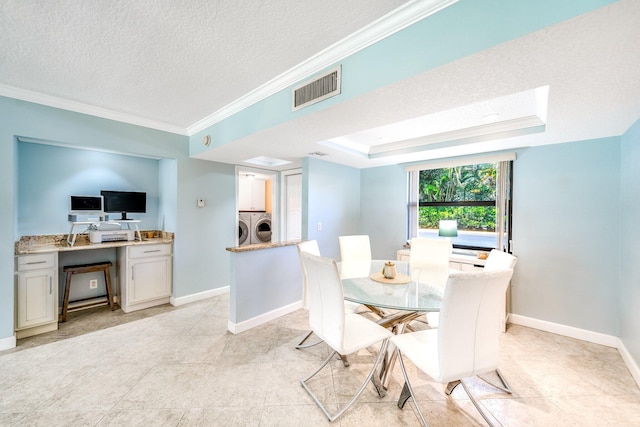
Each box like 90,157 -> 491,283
129,244 -> 172,259
17,253 -> 56,271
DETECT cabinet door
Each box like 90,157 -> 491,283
17,269 -> 55,329
130,257 -> 172,304
238,179 -> 253,211
251,180 -> 266,211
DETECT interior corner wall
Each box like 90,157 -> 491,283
620,118 -> 640,364
0,115 -> 16,343
303,157 -> 360,259
360,165 -> 408,260
511,138 -> 620,335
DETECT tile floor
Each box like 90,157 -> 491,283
1,294 -> 639,426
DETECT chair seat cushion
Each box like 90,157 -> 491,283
390,330 -> 442,381
337,313 -> 393,355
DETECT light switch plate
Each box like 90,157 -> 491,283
197,198 -> 205,208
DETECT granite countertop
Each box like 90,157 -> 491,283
15,231 -> 175,255
226,240 -> 302,253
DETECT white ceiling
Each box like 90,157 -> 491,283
2,0 -> 640,170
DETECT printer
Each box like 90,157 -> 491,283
89,229 -> 135,243
89,222 -> 135,243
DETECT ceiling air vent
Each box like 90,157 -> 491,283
292,66 -> 341,111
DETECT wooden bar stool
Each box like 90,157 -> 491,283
61,261 -> 115,322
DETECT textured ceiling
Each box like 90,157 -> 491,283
195,0 -> 640,169
0,0 -> 406,129
2,1 -> 640,170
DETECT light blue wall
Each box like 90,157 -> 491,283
159,158 -> 178,232
18,142 -> 161,234
360,138 -> 622,337
360,165 -> 408,260
229,245 -> 302,324
0,96 -> 235,344
620,118 -> 640,363
303,157 -> 361,260
173,157 -> 236,298
190,0 -> 616,156
511,138 -> 621,335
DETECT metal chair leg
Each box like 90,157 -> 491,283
478,369 -> 512,394
460,378 -> 500,427
301,339 -> 390,422
445,380 -> 461,395
295,330 -> 323,349
395,348 -> 428,426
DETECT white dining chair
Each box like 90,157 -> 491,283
409,237 -> 451,288
337,234 -> 374,315
299,251 -> 393,422
295,240 -> 322,349
338,235 -> 372,262
295,240 -> 364,365
409,237 -> 452,328
484,249 -> 518,335
484,249 -> 518,271
391,268 -> 515,427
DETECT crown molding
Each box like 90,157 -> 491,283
0,0 -> 457,137
187,0 -> 459,135
0,84 -> 189,136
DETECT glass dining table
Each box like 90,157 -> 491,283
338,259 -> 444,388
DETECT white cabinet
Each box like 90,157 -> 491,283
118,243 -> 172,313
15,253 -> 59,338
239,178 -> 266,211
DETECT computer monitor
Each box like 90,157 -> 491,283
100,190 -> 146,220
69,195 -> 104,214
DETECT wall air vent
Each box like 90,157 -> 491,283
292,66 -> 341,111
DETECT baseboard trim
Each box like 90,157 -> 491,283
509,314 -> 619,348
228,301 -> 303,335
170,286 -> 230,307
617,338 -> 640,388
0,335 -> 16,352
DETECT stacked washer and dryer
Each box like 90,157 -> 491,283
238,212 -> 271,246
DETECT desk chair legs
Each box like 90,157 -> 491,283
301,339 -> 389,422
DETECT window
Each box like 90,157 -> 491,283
407,157 -> 513,252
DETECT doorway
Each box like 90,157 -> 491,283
236,166 -> 278,245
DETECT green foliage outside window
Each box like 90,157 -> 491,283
418,206 -> 496,231
418,163 -> 497,231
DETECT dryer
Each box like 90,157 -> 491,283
238,213 -> 251,246
250,212 -> 272,244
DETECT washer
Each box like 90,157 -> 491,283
251,212 -> 272,244
238,213 -> 251,246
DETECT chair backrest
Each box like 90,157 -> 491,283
299,251 -> 345,350
409,237 -> 451,288
297,240 -> 321,309
339,235 -> 372,262
436,269 -> 514,382
483,249 -> 517,271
